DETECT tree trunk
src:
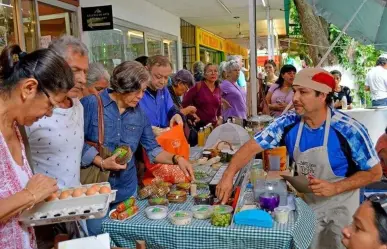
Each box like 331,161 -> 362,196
293,0 -> 337,66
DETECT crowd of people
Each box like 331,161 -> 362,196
0,34 -> 387,249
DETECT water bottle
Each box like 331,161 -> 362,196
341,96 -> 348,110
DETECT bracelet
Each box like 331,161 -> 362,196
101,159 -> 105,172
24,187 -> 36,211
172,155 -> 176,165
173,155 -> 182,165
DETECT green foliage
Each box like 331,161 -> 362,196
329,25 -> 382,106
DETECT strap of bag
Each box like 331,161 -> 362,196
85,94 -> 104,154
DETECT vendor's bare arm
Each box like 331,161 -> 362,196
224,139 -> 264,177
334,164 -> 382,194
217,139 -> 264,203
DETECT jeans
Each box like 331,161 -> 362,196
372,98 -> 387,107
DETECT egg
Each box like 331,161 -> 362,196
72,188 -> 84,198
59,190 -> 71,200
45,193 -> 58,202
86,187 -> 97,196
99,186 -> 111,194
81,187 -> 87,193
90,184 -> 101,192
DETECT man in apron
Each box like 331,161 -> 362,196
216,68 -> 382,249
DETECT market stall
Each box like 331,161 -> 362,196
101,124 -> 316,249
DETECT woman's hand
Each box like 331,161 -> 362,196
221,99 -> 232,110
181,106 -> 197,116
170,114 -> 184,127
102,153 -> 127,171
176,156 -> 195,182
26,174 -> 58,203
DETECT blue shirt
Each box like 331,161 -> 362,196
237,71 -> 247,88
254,108 -> 379,176
81,89 -> 163,203
139,87 -> 179,128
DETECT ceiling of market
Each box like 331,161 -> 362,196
145,0 -> 288,49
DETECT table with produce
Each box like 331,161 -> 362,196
102,143 -> 316,249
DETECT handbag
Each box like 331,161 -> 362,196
80,93 -> 111,184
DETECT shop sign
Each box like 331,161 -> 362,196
197,28 -> 224,51
225,40 -> 241,55
81,5 -> 113,31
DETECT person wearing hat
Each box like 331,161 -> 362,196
365,56 -> 387,107
216,68 -> 382,249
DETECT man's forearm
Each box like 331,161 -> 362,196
223,139 -> 263,178
335,164 -> 382,194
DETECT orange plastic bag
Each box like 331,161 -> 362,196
143,125 -> 190,184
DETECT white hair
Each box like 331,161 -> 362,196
224,60 -> 241,73
87,62 -> 110,86
49,35 -> 89,60
219,61 -> 228,81
227,55 -> 242,63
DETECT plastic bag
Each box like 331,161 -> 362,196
143,125 -> 190,184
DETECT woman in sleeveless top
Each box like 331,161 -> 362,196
0,45 -> 74,249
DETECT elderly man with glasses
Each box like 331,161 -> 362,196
25,35 -> 89,249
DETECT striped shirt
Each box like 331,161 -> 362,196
254,108 -> 379,176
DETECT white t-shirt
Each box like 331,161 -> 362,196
26,98 -> 84,188
365,65 -> 387,100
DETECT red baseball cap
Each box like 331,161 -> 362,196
293,68 -> 335,93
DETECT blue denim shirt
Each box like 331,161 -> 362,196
139,87 -> 179,128
81,89 -> 163,203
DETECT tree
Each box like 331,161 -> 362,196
292,0 -> 337,66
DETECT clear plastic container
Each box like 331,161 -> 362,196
274,207 -> 290,224
211,205 -> 233,227
191,205 -> 213,219
194,194 -> 214,205
145,205 -> 168,220
169,211 -> 193,226
148,197 -> 169,206
167,191 -> 187,203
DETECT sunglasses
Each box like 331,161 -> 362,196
368,194 -> 387,215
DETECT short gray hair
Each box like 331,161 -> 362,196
225,60 -> 241,73
49,35 -> 89,60
87,62 -> 110,86
219,61 -> 227,81
227,55 -> 242,63
110,61 -> 150,93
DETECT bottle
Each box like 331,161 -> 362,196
341,96 -> 348,110
198,128 -> 205,147
204,125 -> 211,143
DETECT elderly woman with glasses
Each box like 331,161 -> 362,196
220,60 -> 247,121
342,194 -> 387,249
0,45 -> 74,248
82,61 -> 194,236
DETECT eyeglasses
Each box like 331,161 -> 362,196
38,84 -> 59,110
368,194 -> 387,215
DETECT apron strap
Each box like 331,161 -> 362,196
295,119 -> 304,148
323,108 -> 332,147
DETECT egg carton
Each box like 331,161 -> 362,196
19,193 -> 111,227
48,182 -> 117,203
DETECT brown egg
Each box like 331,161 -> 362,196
72,188 -> 84,198
45,193 -> 58,202
59,190 -> 71,200
81,187 -> 87,193
90,184 -> 101,192
99,186 -> 111,194
86,187 -> 97,196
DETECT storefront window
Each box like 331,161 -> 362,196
0,0 -> 18,51
147,37 -> 162,56
163,39 -> 177,72
89,29 -> 125,73
21,0 -> 38,52
127,29 -> 144,60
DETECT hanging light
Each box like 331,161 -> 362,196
262,0 -> 266,7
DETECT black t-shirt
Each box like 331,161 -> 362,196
333,86 -> 352,109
